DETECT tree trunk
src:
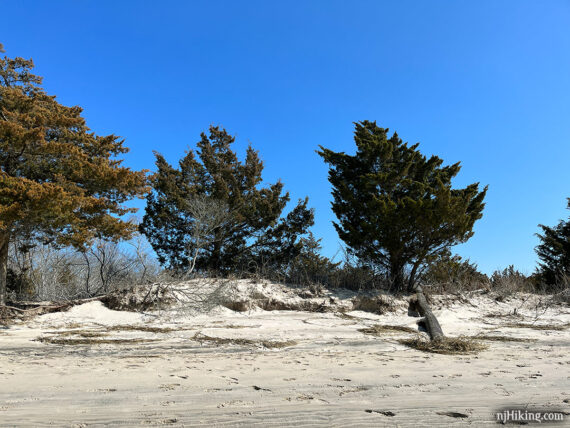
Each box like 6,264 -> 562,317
409,285 -> 444,341
0,231 -> 10,306
407,262 -> 420,292
389,260 -> 405,293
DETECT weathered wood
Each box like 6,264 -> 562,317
409,286 -> 445,341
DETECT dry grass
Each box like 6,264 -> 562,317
336,312 -> 359,321
503,322 -> 570,331
359,324 -> 417,335
63,322 -> 84,329
209,324 -> 258,329
260,340 -> 298,349
45,324 -> 183,337
192,332 -> 297,349
474,334 -> 536,343
484,312 -> 522,319
36,337 -> 159,345
45,330 -> 108,338
105,325 -> 179,333
398,336 -> 488,355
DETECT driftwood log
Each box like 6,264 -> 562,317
408,286 -> 444,341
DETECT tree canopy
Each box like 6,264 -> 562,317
140,126 -> 314,275
536,198 -> 570,287
318,120 -> 487,292
0,48 -> 148,304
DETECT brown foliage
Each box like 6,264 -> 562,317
0,50 -> 148,304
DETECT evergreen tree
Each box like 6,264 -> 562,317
421,249 -> 487,291
536,198 -> 570,286
285,232 -> 340,286
0,47 -> 148,304
318,121 -> 487,292
140,126 -> 314,274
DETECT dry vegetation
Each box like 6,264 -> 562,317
398,336 -> 488,355
473,334 -> 536,343
358,324 -> 418,335
503,322 -> 570,331
45,330 -> 108,338
35,337 -> 159,346
192,332 -> 297,349
105,324 -> 180,333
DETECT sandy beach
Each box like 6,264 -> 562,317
1,282 -> 569,427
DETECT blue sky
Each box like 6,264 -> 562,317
2,0 -> 569,274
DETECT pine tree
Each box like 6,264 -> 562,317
318,121 -> 487,292
140,126 -> 314,274
0,47 -> 148,305
536,198 -> 570,287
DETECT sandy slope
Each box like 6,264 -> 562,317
1,283 -> 569,427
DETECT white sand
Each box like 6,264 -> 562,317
1,284 -> 569,427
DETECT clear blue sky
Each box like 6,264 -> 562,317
2,0 -> 569,275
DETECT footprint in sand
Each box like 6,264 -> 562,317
217,400 -> 254,408
159,383 -> 180,391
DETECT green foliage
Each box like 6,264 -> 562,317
318,121 -> 487,292
140,126 -> 314,274
6,267 -> 35,297
535,198 -> 570,288
284,232 -> 340,286
421,249 -> 487,291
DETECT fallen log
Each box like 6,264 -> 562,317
408,286 -> 444,341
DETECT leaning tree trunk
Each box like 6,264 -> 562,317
0,231 -> 10,306
409,285 -> 444,341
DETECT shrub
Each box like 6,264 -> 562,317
490,265 -> 533,295
421,249 -> 488,292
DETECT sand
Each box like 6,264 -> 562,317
1,283 -> 569,427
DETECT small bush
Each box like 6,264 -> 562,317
6,268 -> 35,299
421,250 -> 488,293
490,265 -> 534,295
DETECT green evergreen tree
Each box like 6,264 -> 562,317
421,249 -> 487,291
285,232 -> 340,286
140,126 -> 314,274
536,198 -> 570,287
317,121 -> 487,292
